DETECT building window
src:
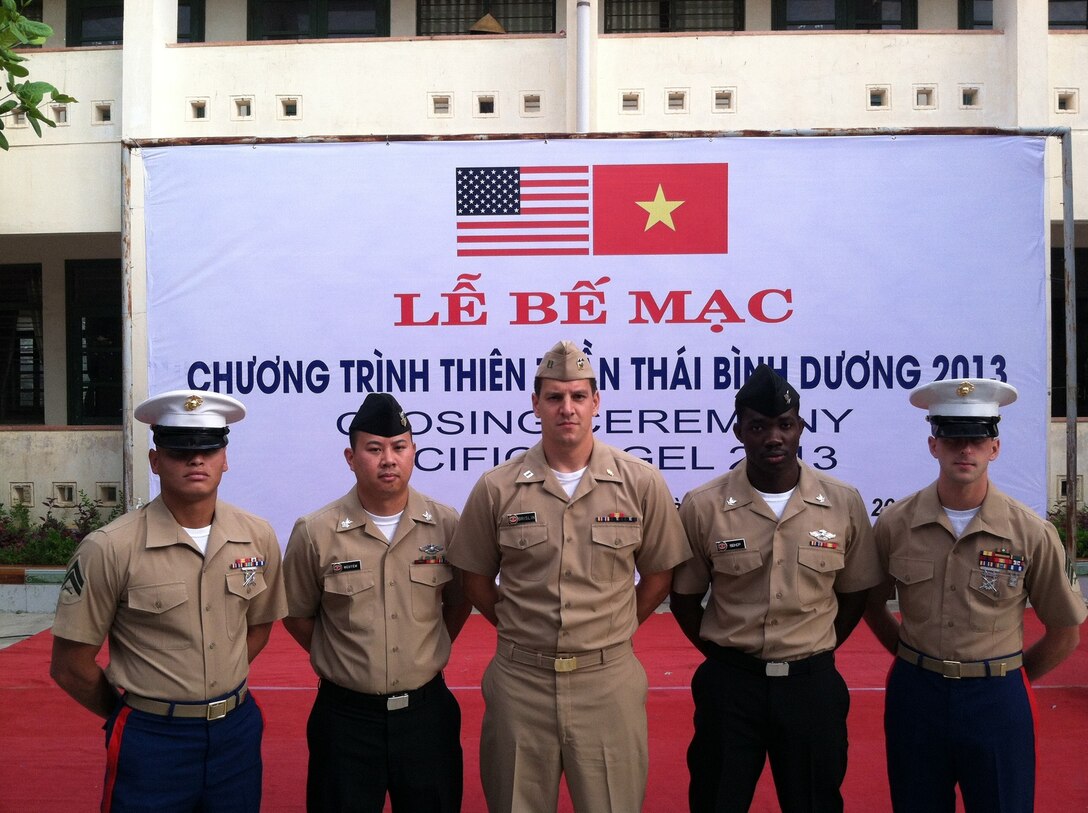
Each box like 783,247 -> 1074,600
67,0 -> 124,46
1050,1 -> 1088,29
0,265 -> 44,425
772,0 -> 916,29
248,0 -> 390,39
66,260 -> 123,426
1051,247 -> 1088,418
178,0 -> 207,43
959,0 -> 992,29
417,0 -> 556,34
605,0 -> 742,32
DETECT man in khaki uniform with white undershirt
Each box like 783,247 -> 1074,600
671,364 -> 882,813
283,393 -> 470,812
448,339 -> 690,813
50,390 -> 287,812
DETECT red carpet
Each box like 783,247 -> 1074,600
2,611 -> 1086,812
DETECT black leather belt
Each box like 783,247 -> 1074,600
124,681 -> 248,720
707,644 -> 835,677
498,639 -> 631,673
318,674 -> 444,711
896,642 -> 1023,679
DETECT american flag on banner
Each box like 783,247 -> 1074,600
455,166 -> 591,257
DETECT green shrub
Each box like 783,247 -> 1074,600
0,492 -> 125,566
1047,500 -> 1088,559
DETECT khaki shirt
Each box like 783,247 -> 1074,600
283,486 -> 461,694
448,440 -> 690,653
874,482 -> 1087,661
53,497 -> 287,701
675,460 -> 882,661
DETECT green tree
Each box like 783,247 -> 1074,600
0,0 -> 75,150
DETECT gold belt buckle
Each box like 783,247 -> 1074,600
554,656 -> 578,673
387,694 -> 409,711
765,662 -> 790,677
206,699 -> 229,720
941,659 -> 962,679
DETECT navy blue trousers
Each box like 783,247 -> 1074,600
102,688 -> 263,813
885,658 -> 1036,813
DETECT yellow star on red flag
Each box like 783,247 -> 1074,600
636,184 -> 685,231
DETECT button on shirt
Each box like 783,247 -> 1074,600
283,487 -> 461,695
448,441 -> 690,653
674,461 -> 882,661
52,498 -> 287,701
874,482 -> 1087,662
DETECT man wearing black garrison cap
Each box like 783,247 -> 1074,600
283,392 -> 470,812
670,364 -> 882,813
51,390 -> 287,812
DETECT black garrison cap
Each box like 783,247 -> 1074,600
348,393 -> 412,437
735,364 -> 800,417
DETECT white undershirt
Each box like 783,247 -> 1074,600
755,488 -> 795,520
943,506 -> 980,538
183,525 -> 212,554
553,467 -> 587,499
366,510 -> 403,544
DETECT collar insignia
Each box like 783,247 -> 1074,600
340,518 -> 354,529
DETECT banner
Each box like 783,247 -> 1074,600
142,135 -> 1048,545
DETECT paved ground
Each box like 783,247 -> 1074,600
0,612 -> 54,651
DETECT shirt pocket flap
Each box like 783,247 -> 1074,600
590,524 -> 641,551
889,555 -> 934,586
128,582 -> 188,614
225,570 -> 268,599
322,572 -> 376,596
498,523 -> 549,552
798,545 -> 846,574
409,563 -> 454,587
711,549 -> 763,576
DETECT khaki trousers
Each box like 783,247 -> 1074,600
479,640 -> 649,813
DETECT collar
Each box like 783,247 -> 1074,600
333,486 -> 437,538
516,440 -> 623,501
144,496 -> 251,555
911,481 -> 1011,542
720,460 -> 833,522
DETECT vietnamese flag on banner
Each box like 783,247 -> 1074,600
592,163 -> 728,255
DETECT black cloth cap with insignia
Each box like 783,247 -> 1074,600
349,393 -> 412,437
735,364 -> 800,417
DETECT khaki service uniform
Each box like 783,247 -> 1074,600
54,496 -> 287,701
284,485 -> 464,812
674,460 -> 882,812
875,482 -> 1087,813
449,439 -> 689,813
53,496 -> 286,812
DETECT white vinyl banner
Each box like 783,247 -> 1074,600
142,136 -> 1049,545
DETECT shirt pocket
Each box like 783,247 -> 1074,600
223,570 -> 269,640
125,582 -> 191,651
710,549 -> 763,580
889,556 -> 936,623
796,545 -> 846,606
968,569 -> 1025,632
497,524 -> 552,583
322,570 -> 377,631
409,563 -> 454,622
590,524 -> 640,582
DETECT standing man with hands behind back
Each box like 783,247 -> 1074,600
50,390 -> 287,812
864,379 -> 1086,812
671,364 -> 882,813
283,392 -> 469,813
448,340 -> 690,813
